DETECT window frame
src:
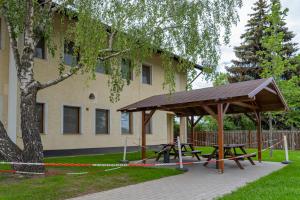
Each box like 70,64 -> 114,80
95,109 -> 110,134
62,105 -> 81,134
142,64 -> 152,85
63,41 -> 79,66
121,112 -> 133,134
36,103 -> 45,134
145,113 -> 152,134
121,58 -> 133,80
34,37 -> 46,60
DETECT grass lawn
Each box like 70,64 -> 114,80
0,151 -> 182,200
216,148 -> 300,200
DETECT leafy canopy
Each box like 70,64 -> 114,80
1,0 -> 242,102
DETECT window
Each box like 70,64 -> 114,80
121,112 -> 132,134
64,41 -> 79,66
0,19 -> 2,49
36,103 -> 44,133
142,64 -> 152,84
95,109 -> 109,134
121,58 -> 132,80
96,60 -> 110,74
63,106 -> 80,134
145,113 -> 152,134
34,37 -> 46,59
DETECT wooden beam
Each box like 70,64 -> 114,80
231,102 -> 259,110
223,103 -> 230,115
190,116 -> 195,145
244,113 -> 257,124
217,103 -> 224,173
187,116 -> 192,125
264,86 -> 277,95
255,111 -> 262,163
202,105 -> 217,120
141,111 -> 146,163
144,109 -> 156,126
194,116 -> 203,126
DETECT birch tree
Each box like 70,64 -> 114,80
0,0 -> 242,172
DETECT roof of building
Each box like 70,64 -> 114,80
118,78 -> 288,116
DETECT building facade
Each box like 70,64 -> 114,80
0,15 -> 188,154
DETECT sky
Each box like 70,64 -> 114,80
193,0 -> 300,89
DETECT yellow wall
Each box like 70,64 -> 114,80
0,17 -> 9,129
0,15 -> 187,150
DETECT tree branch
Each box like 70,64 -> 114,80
38,66 -> 81,90
99,48 -> 131,61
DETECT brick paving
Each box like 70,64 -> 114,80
69,159 -> 284,200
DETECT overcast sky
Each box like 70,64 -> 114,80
193,0 -> 300,89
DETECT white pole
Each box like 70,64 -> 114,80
176,136 -> 188,171
123,136 -> 127,161
177,136 -> 183,169
120,137 -> 129,163
282,135 -> 291,164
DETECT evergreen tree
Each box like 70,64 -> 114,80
227,0 -> 298,83
227,0 -> 270,82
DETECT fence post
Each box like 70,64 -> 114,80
282,135 -> 291,164
120,137 -> 129,163
176,136 -> 188,171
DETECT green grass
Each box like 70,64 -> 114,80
212,148 -> 300,200
0,151 -> 182,200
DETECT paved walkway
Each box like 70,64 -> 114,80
69,160 -> 284,200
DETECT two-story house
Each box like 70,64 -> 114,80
0,14 -> 199,156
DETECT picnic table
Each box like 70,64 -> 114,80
155,143 -> 201,162
203,144 -> 256,169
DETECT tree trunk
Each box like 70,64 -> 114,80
12,86 -> 45,172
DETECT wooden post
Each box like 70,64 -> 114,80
141,111 -> 146,163
256,112 -> 262,162
190,116 -> 194,145
217,104 -> 224,173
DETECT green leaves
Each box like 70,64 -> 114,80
1,0 -> 242,102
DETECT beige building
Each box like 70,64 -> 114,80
0,15 -> 195,155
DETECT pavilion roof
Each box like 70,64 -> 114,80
118,78 -> 288,117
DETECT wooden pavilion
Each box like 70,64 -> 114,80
118,78 -> 288,173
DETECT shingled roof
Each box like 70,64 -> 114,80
118,78 -> 288,116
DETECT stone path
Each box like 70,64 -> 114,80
69,160 -> 284,200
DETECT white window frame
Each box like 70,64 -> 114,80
141,63 -> 152,85
94,108 -> 110,135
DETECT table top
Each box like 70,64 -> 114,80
212,144 -> 245,148
160,143 -> 193,146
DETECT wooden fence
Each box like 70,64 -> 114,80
191,130 -> 300,150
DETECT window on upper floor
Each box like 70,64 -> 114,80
0,18 -> 2,50
34,37 -> 46,59
96,60 -> 111,74
63,106 -> 80,134
142,64 -> 152,85
121,112 -> 132,134
95,109 -> 109,134
36,103 -> 45,133
64,41 -> 79,66
121,58 -> 133,80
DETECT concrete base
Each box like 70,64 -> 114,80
176,166 -> 189,172
282,160 -> 291,164
119,160 -> 129,164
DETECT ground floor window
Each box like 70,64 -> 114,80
121,112 -> 132,134
145,113 -> 152,134
95,109 -> 109,134
63,106 -> 80,134
36,103 -> 44,133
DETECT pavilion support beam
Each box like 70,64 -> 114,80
190,116 -> 195,145
141,110 -> 156,163
142,111 -> 146,163
255,111 -> 262,162
217,103 -> 224,173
